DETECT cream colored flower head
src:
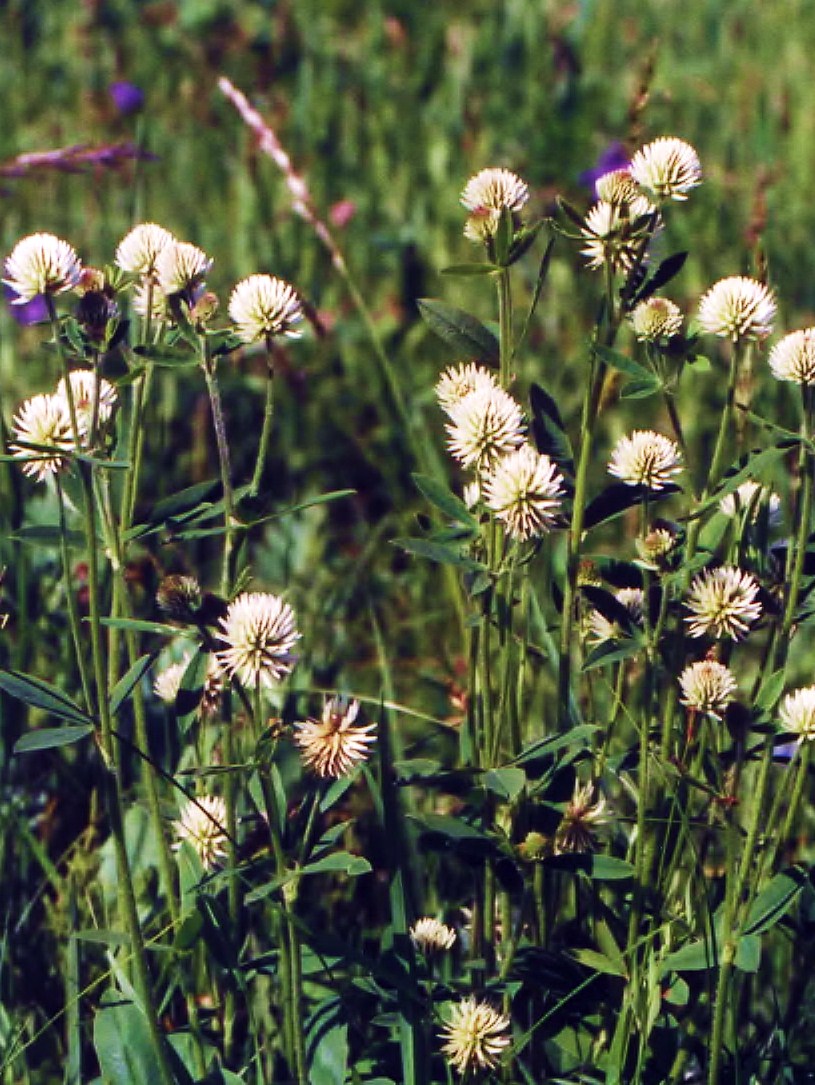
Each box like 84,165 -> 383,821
555,780 -> 610,855
580,200 -> 657,273
410,917 -> 457,953
587,587 -> 644,644
115,223 -> 175,276
293,696 -> 375,778
229,274 -> 303,344
153,659 -> 189,705
596,169 -> 645,208
10,393 -> 72,482
769,328 -> 815,385
630,297 -> 683,342
445,385 -> 525,472
778,687 -> 815,741
483,445 -> 565,541
685,566 -> 761,640
636,525 -> 677,568
156,240 -> 212,295
719,480 -> 781,527
461,167 -> 529,241
678,659 -> 737,718
217,591 -> 300,689
435,363 -> 498,416
608,430 -> 682,491
55,369 -> 118,438
697,277 -> 776,341
439,996 -> 511,1076
4,233 -> 82,303
173,795 -> 228,869
629,137 -> 701,202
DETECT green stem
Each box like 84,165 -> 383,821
55,477 -> 93,713
200,344 -> 236,596
250,335 -> 276,497
78,464 -> 174,1085
496,267 -> 513,389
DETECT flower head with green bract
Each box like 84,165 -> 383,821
608,430 -> 682,491
629,137 -> 701,201
484,445 -> 565,541
460,167 -> 528,242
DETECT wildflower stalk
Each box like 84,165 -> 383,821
44,295 -> 174,1085
200,338 -> 236,595
684,340 -> 747,574
250,333 -> 276,496
55,476 -> 93,713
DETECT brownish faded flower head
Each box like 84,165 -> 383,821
554,781 -> 611,854
293,696 -> 376,778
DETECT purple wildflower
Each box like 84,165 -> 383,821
109,81 -> 145,116
4,285 -> 48,326
579,141 -> 630,195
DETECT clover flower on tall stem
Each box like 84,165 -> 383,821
4,232 -> 82,303
685,566 -> 762,640
460,166 -> 529,244
9,393 -> 72,482
483,445 -> 565,541
629,136 -> 702,202
445,385 -> 525,473
216,592 -> 300,690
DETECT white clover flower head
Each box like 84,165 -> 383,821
778,687 -> 815,741
587,587 -> 645,644
483,445 -> 565,541
630,297 -> 684,342
410,917 -> 457,953
439,996 -> 512,1076
697,276 -> 776,342
555,780 -> 611,855
4,233 -> 82,303
153,659 -> 189,705
629,137 -> 701,201
460,167 -> 529,241
115,223 -> 175,276
293,696 -> 376,778
580,200 -> 657,273
435,363 -> 498,416
156,240 -> 213,295
608,430 -> 682,491
10,393 -> 72,482
595,169 -> 641,205
445,385 -> 525,472
217,591 -> 300,689
173,794 -> 228,869
685,566 -> 762,640
54,369 -> 118,438
719,480 -> 781,527
768,328 -> 815,385
228,274 -> 303,344
678,659 -> 738,718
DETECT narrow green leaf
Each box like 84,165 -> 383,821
300,852 -> 372,877
412,473 -> 478,526
110,653 -> 156,717
440,262 -> 500,276
97,618 -> 184,637
393,536 -> 484,571
620,376 -> 662,400
743,868 -> 806,936
568,948 -> 627,978
593,345 -> 655,381
93,991 -> 164,1085
417,298 -> 500,362
0,669 -> 92,725
545,853 -> 635,880
483,766 -> 526,802
14,725 -> 94,754
584,482 -> 681,530
133,343 -> 198,366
